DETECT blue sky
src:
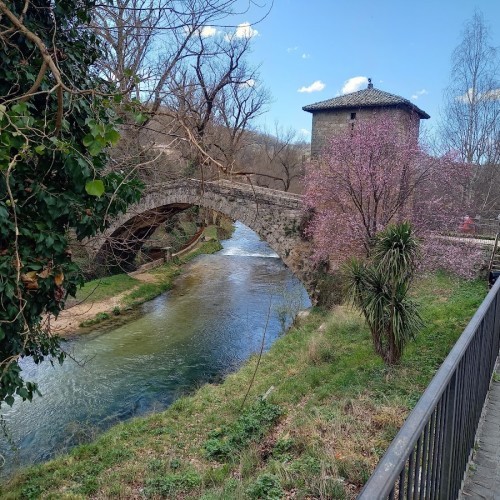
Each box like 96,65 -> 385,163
228,0 -> 500,140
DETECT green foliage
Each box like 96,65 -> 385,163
345,222 -> 423,364
203,399 -> 283,461
85,179 -> 105,197
371,221 -> 420,283
79,312 -> 111,328
246,473 -> 283,499
313,269 -> 347,308
0,1 -> 142,406
283,220 -> 299,237
272,437 -> 295,460
144,470 -> 201,497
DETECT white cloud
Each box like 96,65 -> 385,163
301,53 -> 310,59
240,78 -> 255,87
184,25 -> 219,37
299,128 -> 311,137
199,25 -> 218,37
234,22 -> 259,39
298,80 -> 326,93
486,88 -> 500,100
457,87 -> 500,103
457,88 -> 475,103
341,76 -> 368,95
485,88 -> 500,100
287,46 -> 299,53
411,89 -> 428,100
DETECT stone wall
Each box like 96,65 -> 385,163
310,106 -> 420,158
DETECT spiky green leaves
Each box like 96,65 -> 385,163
345,222 -> 423,365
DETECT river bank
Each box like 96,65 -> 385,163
2,272 -> 487,499
52,227 -> 225,336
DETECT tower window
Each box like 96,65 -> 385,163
350,112 -> 356,120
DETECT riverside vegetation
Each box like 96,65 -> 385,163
1,272 -> 486,499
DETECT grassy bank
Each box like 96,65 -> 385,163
72,238 -> 223,330
2,273 -> 487,499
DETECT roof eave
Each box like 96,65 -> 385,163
302,103 -> 430,119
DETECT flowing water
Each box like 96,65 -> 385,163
0,222 -> 310,477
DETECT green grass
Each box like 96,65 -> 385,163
74,228 -> 224,308
179,240 -> 223,261
203,224 -> 219,240
2,272 -> 487,499
72,274 -> 139,304
79,312 -> 111,328
122,265 -> 182,308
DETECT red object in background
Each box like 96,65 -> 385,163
459,216 -> 475,234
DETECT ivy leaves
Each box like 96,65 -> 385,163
83,120 -> 121,197
0,0 -> 142,408
83,119 -> 120,157
85,179 -> 105,197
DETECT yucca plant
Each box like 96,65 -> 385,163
345,222 -> 423,365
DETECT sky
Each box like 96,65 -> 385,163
224,0 -> 500,141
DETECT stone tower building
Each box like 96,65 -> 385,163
303,79 -> 430,158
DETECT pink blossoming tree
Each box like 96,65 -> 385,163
304,115 -> 483,278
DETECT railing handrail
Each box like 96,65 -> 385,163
358,277 -> 500,499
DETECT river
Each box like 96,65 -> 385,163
0,222 -> 310,477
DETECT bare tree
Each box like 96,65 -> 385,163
166,31 -> 271,178
92,0 -> 272,182
84,0 -> 275,274
215,76 -> 270,172
440,11 -> 500,210
91,0 -> 164,99
258,124 -> 306,192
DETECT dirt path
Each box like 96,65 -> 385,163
50,267 -> 166,335
50,288 -> 135,335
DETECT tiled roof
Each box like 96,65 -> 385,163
302,87 -> 430,119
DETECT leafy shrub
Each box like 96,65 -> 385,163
203,399 -> 283,461
144,470 -> 201,497
314,270 -> 347,309
170,457 -> 181,470
272,437 -> 295,457
246,473 -> 283,499
345,222 -> 422,364
79,311 -> 111,327
147,458 -> 165,472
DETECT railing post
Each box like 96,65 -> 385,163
439,372 -> 457,499
163,246 -> 172,263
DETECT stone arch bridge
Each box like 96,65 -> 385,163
88,179 -> 316,295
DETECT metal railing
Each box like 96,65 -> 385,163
358,278 -> 500,500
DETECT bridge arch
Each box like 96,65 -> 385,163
88,180 -> 316,296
